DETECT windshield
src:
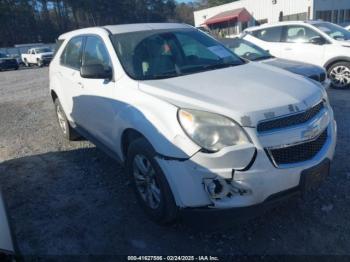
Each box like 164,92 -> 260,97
35,48 -> 52,53
222,38 -> 273,61
313,22 -> 350,41
111,29 -> 244,80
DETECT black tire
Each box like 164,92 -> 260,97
328,61 -> 350,89
127,138 -> 178,224
24,59 -> 29,67
37,59 -> 43,67
54,98 -> 80,141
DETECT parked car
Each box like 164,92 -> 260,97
243,21 -> 350,89
0,190 -> 15,260
220,37 -> 330,88
50,23 -> 336,223
0,53 -> 18,71
21,47 -> 53,67
196,26 -> 211,35
10,54 -> 24,66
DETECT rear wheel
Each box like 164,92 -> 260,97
328,61 -> 350,89
127,138 -> 178,224
54,99 -> 80,141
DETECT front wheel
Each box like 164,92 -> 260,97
37,59 -> 43,67
127,138 -> 178,224
328,62 -> 350,89
24,59 -> 29,67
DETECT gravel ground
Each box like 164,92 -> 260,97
0,67 -> 350,257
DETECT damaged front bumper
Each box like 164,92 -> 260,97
156,119 -> 337,209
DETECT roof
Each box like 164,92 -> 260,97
244,20 -> 325,32
203,8 -> 251,26
104,23 -> 192,34
59,23 -> 193,39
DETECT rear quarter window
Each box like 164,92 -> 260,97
52,39 -> 65,59
252,26 -> 283,42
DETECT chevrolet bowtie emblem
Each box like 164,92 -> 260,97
302,124 -> 321,140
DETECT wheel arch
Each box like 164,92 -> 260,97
50,89 -> 58,102
324,56 -> 350,71
121,128 -> 147,162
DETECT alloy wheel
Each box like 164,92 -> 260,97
329,65 -> 350,88
132,154 -> 161,209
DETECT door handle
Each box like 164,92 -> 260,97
77,82 -> 84,88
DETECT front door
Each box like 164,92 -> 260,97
75,35 -> 116,148
279,25 -> 325,67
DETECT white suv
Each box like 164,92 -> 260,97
243,21 -> 350,89
50,23 -> 337,223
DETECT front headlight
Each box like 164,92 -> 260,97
178,109 -> 250,152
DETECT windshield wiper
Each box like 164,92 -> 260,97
252,55 -> 274,61
144,72 -> 181,80
200,62 -> 241,71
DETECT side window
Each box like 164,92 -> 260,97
252,26 -> 283,42
82,36 -> 111,69
284,26 -> 321,43
60,36 -> 83,69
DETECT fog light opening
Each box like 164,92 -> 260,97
204,178 -> 251,200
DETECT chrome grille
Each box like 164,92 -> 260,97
267,129 -> 328,166
257,101 -> 324,133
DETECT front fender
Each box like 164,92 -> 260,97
324,56 -> 350,69
112,96 -> 201,161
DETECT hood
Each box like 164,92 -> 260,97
261,58 -> 324,78
139,62 -> 323,127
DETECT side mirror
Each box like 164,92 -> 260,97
309,36 -> 326,45
334,35 -> 345,41
80,64 -> 112,80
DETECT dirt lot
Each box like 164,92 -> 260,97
0,67 -> 350,256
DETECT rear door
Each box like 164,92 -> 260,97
56,36 -> 84,120
244,26 -> 283,57
279,25 -> 325,67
